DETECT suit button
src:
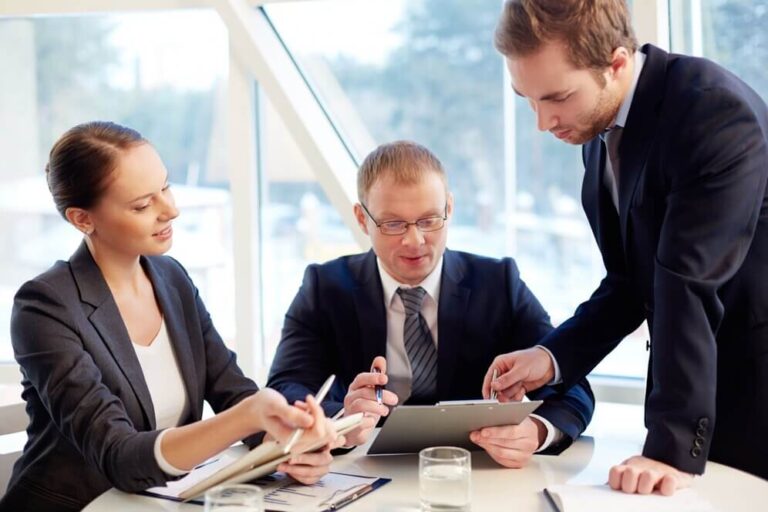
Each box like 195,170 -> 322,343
698,418 -> 709,429
694,437 -> 704,448
691,447 -> 702,458
696,428 -> 706,437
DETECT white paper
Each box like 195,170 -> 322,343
253,472 -> 380,512
144,448 -> 247,500
546,484 -> 717,512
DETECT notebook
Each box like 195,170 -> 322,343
142,412 -> 364,502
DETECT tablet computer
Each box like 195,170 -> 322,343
367,400 -> 542,455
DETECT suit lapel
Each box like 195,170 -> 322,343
142,257 -> 201,420
436,250 -> 470,399
70,242 -> 156,429
617,44 -> 666,251
350,251 -> 388,371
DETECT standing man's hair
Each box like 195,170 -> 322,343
494,0 -> 638,69
46,121 -> 147,218
357,141 -> 447,203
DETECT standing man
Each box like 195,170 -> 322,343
268,141 -> 594,468
486,0 -> 768,494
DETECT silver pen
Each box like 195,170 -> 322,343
371,366 -> 383,405
282,374 -> 336,454
489,368 -> 498,401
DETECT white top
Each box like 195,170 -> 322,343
376,256 -> 560,451
132,319 -> 189,475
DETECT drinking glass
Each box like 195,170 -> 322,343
419,446 -> 471,511
203,484 -> 264,512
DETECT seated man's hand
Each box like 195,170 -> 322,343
342,356 -> 399,446
469,417 -> 547,468
608,455 -> 693,496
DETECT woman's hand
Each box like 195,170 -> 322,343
243,388 -> 342,484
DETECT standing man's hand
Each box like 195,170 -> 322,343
342,356 -> 399,446
609,455 -> 694,495
482,347 -> 555,402
469,417 -> 547,468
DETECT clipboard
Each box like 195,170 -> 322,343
367,399 -> 542,454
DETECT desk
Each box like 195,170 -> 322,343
84,403 -> 768,511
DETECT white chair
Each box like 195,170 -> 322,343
0,402 -> 27,497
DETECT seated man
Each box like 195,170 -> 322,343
268,141 -> 594,466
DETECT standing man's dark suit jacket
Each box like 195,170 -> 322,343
268,249 -> 594,453
1,243 -> 259,511
539,44 -> 768,479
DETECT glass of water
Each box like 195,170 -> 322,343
419,446 -> 471,511
204,484 -> 264,511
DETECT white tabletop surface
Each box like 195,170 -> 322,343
84,402 -> 768,511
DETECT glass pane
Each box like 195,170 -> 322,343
0,11 -> 233,363
669,0 -> 768,100
266,0 -> 647,378
259,92 -> 358,363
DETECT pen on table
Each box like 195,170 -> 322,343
489,368 -> 498,401
371,366 -> 383,405
283,374 -> 336,454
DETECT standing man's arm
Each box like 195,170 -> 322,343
639,86 -> 767,475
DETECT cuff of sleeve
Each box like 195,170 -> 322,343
154,428 -> 188,477
535,345 -> 562,384
531,413 -> 563,453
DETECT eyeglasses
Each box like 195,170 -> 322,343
360,202 -> 447,236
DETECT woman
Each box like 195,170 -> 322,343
0,122 -> 341,511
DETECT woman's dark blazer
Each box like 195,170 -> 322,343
0,242 -> 258,511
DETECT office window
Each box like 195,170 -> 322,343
266,0 -> 648,378
669,0 -> 768,101
0,11 -> 234,363
259,94 -> 357,362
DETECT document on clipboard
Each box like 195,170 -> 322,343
367,399 -> 542,454
146,468 -> 389,511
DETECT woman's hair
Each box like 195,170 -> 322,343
45,121 -> 146,218
494,0 -> 638,71
357,140 -> 447,203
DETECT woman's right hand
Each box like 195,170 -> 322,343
243,388 -> 339,453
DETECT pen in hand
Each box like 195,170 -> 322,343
282,374 -> 336,454
371,366 -> 383,406
489,368 -> 498,401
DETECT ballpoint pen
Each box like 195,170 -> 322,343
371,366 -> 383,405
489,368 -> 498,401
282,374 -> 336,454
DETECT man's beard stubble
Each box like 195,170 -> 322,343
567,85 -> 623,145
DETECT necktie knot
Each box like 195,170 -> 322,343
397,287 -> 427,316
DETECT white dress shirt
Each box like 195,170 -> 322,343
376,257 -> 560,451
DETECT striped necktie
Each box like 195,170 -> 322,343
397,286 -> 438,403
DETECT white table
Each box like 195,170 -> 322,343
84,403 -> 768,511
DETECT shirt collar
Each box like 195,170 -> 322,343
612,49 -> 646,129
377,255 -> 444,307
